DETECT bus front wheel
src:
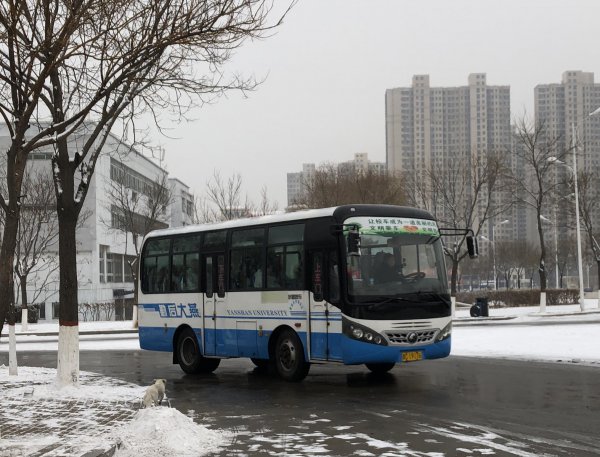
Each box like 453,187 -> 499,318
177,328 -> 220,374
273,329 -> 310,382
365,362 -> 395,374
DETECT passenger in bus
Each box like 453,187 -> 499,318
157,267 -> 169,292
187,259 -> 199,290
253,266 -> 263,288
266,264 -> 280,288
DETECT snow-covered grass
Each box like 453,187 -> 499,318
8,319 -> 135,334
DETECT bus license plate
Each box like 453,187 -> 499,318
402,351 -> 423,362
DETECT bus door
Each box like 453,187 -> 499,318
309,251 -> 331,360
203,253 -> 226,356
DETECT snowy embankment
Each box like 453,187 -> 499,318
0,366 -> 228,457
453,302 -> 600,366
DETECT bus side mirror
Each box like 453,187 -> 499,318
347,231 -> 361,256
466,235 -> 478,259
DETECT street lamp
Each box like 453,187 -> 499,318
547,156 -> 584,310
546,107 -> 600,310
485,219 -> 510,291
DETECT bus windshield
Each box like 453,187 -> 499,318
344,216 -> 448,302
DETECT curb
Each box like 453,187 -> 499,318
1,329 -> 138,338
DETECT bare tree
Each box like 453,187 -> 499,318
0,0 -> 101,337
556,235 -> 577,289
511,118 -> 569,305
406,154 -> 511,296
199,170 -> 253,222
575,171 -> 600,292
104,167 -> 172,318
193,170 -> 279,222
13,170 -> 58,320
256,185 -> 279,216
295,163 -> 406,209
1,0 -> 293,384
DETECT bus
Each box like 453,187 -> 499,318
137,204 -> 476,381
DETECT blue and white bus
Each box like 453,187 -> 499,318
138,204 -> 476,381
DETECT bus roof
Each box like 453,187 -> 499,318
144,204 -> 435,241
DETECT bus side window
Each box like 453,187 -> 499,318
311,252 -> 323,302
217,255 -> 225,298
205,257 -> 213,298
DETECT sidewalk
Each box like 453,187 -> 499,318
0,367 -> 143,457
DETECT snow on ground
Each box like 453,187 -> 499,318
1,302 -> 599,456
0,365 -> 229,457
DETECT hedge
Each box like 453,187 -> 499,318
456,289 -> 579,308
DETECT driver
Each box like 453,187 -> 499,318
373,253 -> 400,284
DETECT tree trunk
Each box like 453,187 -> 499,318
0,212 -> 20,337
19,273 -> 29,331
56,201 -> 80,387
596,260 -> 600,309
450,258 -> 459,296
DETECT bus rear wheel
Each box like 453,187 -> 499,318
365,362 -> 395,374
177,328 -> 220,374
273,329 -> 310,382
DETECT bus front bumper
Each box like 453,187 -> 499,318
340,335 -> 451,365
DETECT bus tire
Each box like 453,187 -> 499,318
177,328 -> 220,374
274,329 -> 310,382
365,362 -> 395,374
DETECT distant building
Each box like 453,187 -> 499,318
385,74 -> 514,250
385,73 -> 511,173
0,124 -> 192,320
286,153 -> 386,207
535,71 -> 600,259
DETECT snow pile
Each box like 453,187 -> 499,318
113,407 -> 228,457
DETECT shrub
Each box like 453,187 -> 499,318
456,289 -> 579,308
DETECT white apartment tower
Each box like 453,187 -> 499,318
385,74 -> 511,173
535,71 -> 600,172
385,74 -> 518,244
534,71 -> 600,263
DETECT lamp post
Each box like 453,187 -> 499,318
547,156 -> 584,311
540,215 -> 559,288
546,107 -> 600,310
486,219 -> 509,290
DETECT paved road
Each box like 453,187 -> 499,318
17,350 -> 600,456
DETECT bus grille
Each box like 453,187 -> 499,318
385,329 -> 438,345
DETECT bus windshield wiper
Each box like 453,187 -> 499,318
373,295 -> 412,305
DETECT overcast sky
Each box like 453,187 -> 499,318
148,0 -> 600,209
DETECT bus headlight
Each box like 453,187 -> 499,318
352,328 -> 364,339
435,322 -> 452,342
343,317 -> 387,346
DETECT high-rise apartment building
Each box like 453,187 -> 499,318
386,74 -> 511,173
535,71 -> 600,172
385,74 -> 520,244
534,71 -> 600,272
